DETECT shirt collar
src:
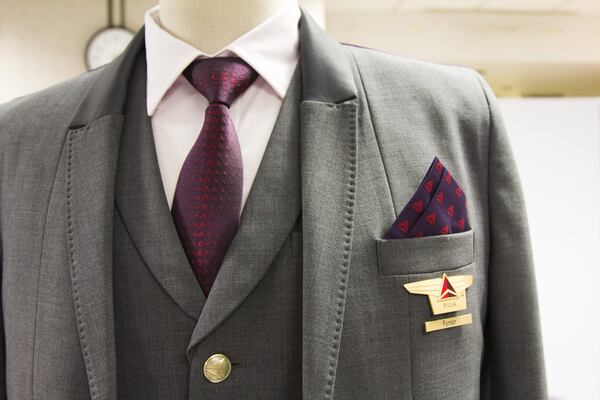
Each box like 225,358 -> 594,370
144,1 -> 301,116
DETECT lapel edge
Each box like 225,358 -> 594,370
66,117 -> 123,400
64,27 -> 145,400
300,99 -> 358,400
297,7 -> 360,399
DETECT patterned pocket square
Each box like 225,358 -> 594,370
384,156 -> 470,239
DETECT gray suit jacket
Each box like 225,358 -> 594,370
0,7 -> 546,400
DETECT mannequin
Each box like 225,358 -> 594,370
0,0 -> 548,395
159,0 -> 293,54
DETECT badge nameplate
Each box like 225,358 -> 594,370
425,314 -> 473,333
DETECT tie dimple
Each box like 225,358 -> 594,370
183,57 -> 258,107
172,57 -> 258,297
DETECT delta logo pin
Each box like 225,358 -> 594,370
404,273 -> 474,333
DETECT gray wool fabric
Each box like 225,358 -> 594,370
0,6 -> 546,400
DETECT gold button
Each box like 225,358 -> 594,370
203,353 -> 232,383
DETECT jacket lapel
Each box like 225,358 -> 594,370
65,30 -> 145,400
66,116 -> 122,400
296,10 -> 359,399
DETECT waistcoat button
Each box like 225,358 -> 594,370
203,353 -> 232,383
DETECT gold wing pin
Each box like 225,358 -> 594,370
404,273 -> 473,315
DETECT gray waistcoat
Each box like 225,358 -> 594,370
112,50 -> 303,399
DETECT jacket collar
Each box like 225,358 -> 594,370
65,7 -> 358,400
68,6 -> 355,129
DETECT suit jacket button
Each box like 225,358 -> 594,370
203,353 -> 232,383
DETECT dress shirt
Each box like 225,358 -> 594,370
144,2 -> 301,212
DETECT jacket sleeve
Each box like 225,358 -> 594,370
474,72 -> 548,399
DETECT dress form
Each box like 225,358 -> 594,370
158,0 -> 294,54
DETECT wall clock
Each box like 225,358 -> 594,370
85,0 -> 133,70
85,26 -> 134,70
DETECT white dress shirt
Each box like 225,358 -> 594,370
144,2 -> 301,212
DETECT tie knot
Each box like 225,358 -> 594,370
183,57 -> 258,107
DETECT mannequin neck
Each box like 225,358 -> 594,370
158,0 -> 294,54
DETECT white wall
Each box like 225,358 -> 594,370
498,97 -> 600,400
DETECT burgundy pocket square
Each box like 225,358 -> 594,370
383,156 -> 470,239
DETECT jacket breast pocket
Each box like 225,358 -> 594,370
375,229 -> 474,276
374,229 -> 482,399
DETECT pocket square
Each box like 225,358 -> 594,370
384,156 -> 470,239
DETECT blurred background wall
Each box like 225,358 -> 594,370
500,99 -> 599,400
1,1 -> 599,399
2,0 -> 600,102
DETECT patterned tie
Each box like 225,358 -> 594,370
171,57 -> 258,296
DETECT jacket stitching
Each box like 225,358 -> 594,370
323,102 -> 357,400
66,127 -> 98,399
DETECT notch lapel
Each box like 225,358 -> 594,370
296,10 -> 359,400
65,30 -> 145,400
66,117 -> 122,400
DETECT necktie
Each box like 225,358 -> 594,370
171,57 -> 258,296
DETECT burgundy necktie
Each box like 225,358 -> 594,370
171,57 -> 258,296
